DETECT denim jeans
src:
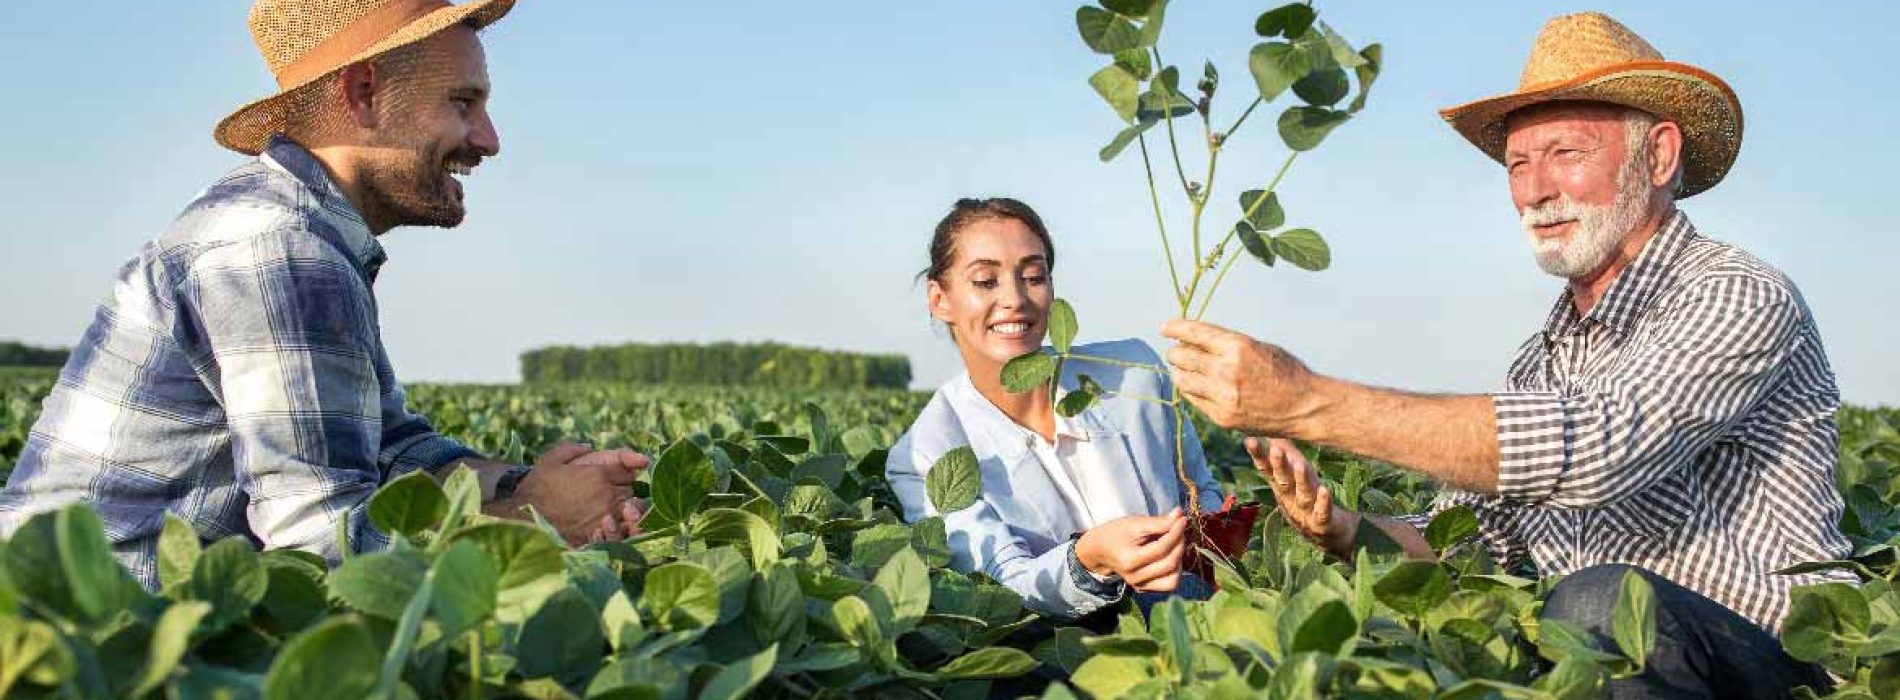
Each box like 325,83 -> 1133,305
1540,564 -> 1833,699
1133,571 -> 1216,618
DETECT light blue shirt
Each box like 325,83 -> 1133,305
886,338 -> 1224,619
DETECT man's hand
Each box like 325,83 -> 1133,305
587,497 -> 648,543
498,443 -> 650,546
1075,509 -> 1190,592
1248,437 -> 1357,557
1162,318 -> 1320,437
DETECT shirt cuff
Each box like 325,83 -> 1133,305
1066,537 -> 1125,600
1492,391 -> 1569,502
383,432 -> 482,478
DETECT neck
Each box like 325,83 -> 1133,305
307,145 -> 397,236
1567,201 -> 1674,316
962,345 -> 1057,443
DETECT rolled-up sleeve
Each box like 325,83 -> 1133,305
185,226 -> 408,561
1491,276 -> 1802,507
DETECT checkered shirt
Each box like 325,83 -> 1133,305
1413,209 -> 1853,633
0,136 -> 479,587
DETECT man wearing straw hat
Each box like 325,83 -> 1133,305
1162,12 -> 1843,696
0,0 -> 648,587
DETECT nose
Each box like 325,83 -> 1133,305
1512,160 -> 1557,212
469,107 -> 501,158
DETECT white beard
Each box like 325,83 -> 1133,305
1520,160 -> 1652,279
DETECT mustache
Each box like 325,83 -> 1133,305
1521,196 -> 1588,228
444,150 -> 484,169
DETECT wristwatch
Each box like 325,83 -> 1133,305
494,464 -> 533,499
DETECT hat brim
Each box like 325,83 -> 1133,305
214,0 -> 516,155
1439,60 -> 1742,198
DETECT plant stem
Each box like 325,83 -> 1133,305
1189,119 -> 1221,273
1225,97 -> 1264,136
1152,48 -> 1194,199
1171,388 -> 1203,518
1138,135 -> 1187,307
1190,150 -> 1302,312
468,628 -> 483,700
1193,251 -> 1243,320
1103,389 -> 1174,406
1063,353 -> 1166,372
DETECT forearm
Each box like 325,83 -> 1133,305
1293,375 -> 1499,494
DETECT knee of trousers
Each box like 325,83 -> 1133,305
1540,564 -> 1657,632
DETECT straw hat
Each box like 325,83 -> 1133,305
1440,12 -> 1742,198
214,0 -> 516,155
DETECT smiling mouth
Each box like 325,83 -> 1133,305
988,321 -> 1033,335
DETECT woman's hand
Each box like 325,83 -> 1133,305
1075,508 -> 1190,592
1247,436 -> 1357,557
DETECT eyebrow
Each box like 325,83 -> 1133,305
450,85 -> 489,100
963,254 -> 1048,270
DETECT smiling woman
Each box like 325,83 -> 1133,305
884,197 -> 1226,622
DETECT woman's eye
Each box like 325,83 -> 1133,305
1024,275 -> 1049,286
973,279 -> 998,289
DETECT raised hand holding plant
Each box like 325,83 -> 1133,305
1004,0 -> 1383,524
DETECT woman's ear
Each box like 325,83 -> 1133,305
926,278 -> 952,323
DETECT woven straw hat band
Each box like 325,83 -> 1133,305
254,0 -> 451,89
1517,13 -> 1663,89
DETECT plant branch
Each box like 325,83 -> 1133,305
1104,389 -> 1176,406
1063,353 -> 1167,372
1225,97 -> 1264,137
1138,135 -> 1186,307
1153,48 -> 1194,199
1193,250 -> 1243,320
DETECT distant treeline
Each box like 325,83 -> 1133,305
521,342 -> 912,389
0,341 -> 68,368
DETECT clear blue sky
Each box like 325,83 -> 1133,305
2,2 -> 1895,406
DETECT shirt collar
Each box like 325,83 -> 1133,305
946,371 -> 1115,463
258,135 -> 389,281
1541,209 -> 1697,339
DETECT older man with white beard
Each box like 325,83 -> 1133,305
1161,12 -> 1845,698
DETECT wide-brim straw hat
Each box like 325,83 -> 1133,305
1439,12 -> 1742,198
215,0 -> 516,155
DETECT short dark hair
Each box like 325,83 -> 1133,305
919,197 -> 1054,284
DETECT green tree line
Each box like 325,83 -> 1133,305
520,342 -> 912,390
0,340 -> 67,368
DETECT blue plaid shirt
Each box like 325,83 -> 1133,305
0,136 -> 480,587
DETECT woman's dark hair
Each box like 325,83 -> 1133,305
919,197 -> 1055,284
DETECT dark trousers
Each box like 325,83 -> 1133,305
1540,564 -> 1834,699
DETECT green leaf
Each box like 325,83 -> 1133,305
851,523 -> 914,569
1290,599 -> 1358,657
1136,80 -> 1196,122
1533,657 -> 1609,700
259,564 -> 328,633
1089,65 -> 1141,124
1002,352 -> 1058,394
938,647 -> 1039,680
1076,7 -> 1143,54
1424,505 -> 1480,551
375,564 -> 434,700
642,561 -> 721,630
1611,569 -> 1657,669
1101,0 -> 1156,18
158,514 -> 202,593
925,446 -> 982,514
700,643 -> 777,700
1238,190 -> 1286,231
1032,627 -> 1093,674
867,547 -> 931,638
651,439 -> 716,522
1292,66 -> 1349,107
1348,44 -> 1383,113
132,601 -> 211,697
1235,223 -> 1276,267
1785,582 -> 1870,663
1373,561 -> 1451,617
56,505 -> 141,622
190,537 -> 268,631
910,516 -> 952,568
1049,298 -> 1079,354
1255,3 -> 1317,39
692,508 -> 781,566
444,521 -> 565,618
1268,652 -> 1335,700
328,549 -> 426,620
437,465 -> 482,538
1151,597 -> 1195,681
1249,41 -> 1311,102
830,595 -> 883,648
1072,654 -> 1158,698
516,586 -> 605,683
1099,122 -> 1152,162
747,563 -> 805,647
428,540 -> 497,638
262,617 -> 379,700
1112,48 -> 1153,80
1278,106 -> 1352,151
1271,229 -> 1331,271
1136,0 -> 1167,47
367,470 -> 449,538
1056,385 -> 1100,418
